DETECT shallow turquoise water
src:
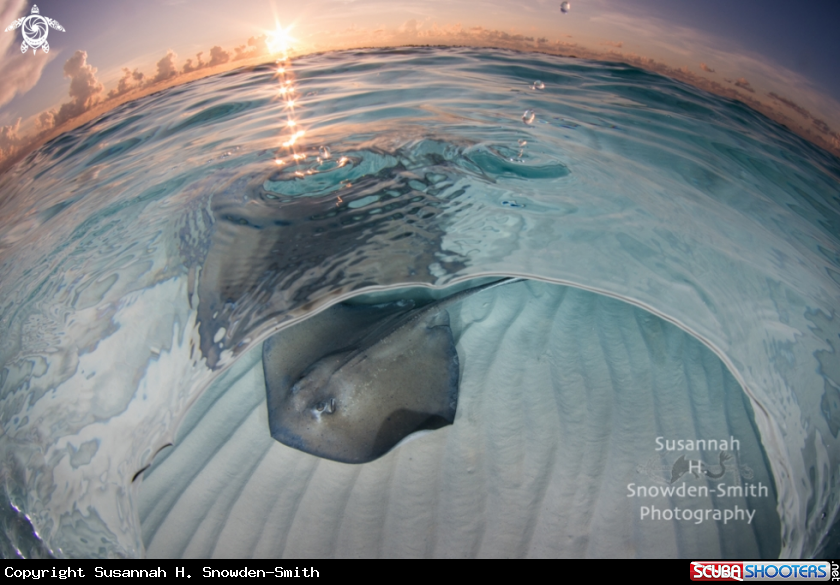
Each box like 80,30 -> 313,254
0,47 -> 838,558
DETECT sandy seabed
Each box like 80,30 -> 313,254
138,279 -> 780,558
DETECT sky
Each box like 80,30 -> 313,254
1,0 -> 839,168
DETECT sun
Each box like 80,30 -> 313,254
267,25 -> 295,55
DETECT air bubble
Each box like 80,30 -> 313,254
561,1 -> 571,13
532,80 -> 545,90
319,146 -> 331,159
522,109 -> 535,124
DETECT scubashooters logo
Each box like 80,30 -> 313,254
4,5 -> 65,55
630,435 -> 769,525
690,561 -> 833,581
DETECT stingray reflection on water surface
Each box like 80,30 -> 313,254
184,134 -> 568,370
185,138 -> 478,370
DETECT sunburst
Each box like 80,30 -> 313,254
267,25 -> 295,56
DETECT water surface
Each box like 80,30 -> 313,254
0,47 -> 838,558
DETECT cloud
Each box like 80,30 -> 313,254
233,35 -> 269,61
177,35 -> 270,78
811,118 -> 832,134
601,41 -> 623,48
177,36 -> 270,76
723,76 -> 755,92
0,0 -> 53,108
52,50 -> 105,128
410,23 -> 538,46
399,19 -> 419,37
768,92 -> 810,119
107,68 -> 146,99
0,24 -> 271,171
150,50 -> 178,85
0,117 -> 22,160
182,52 -> 205,74
34,110 -> 53,132
730,77 -> 755,93
0,32 -> 277,170
768,92 -> 840,144
0,0 -> 23,41
207,46 -> 230,67
699,63 -> 715,73
0,50 -> 105,163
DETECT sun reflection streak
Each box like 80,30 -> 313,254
272,40 -> 307,164
269,27 -> 337,195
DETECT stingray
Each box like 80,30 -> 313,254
263,278 -> 517,463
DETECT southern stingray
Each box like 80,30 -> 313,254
263,277 -> 517,463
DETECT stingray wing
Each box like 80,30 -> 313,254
263,299 -> 417,407
4,17 -> 23,32
45,17 -> 65,32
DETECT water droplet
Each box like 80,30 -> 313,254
522,109 -> 535,124
319,145 -> 331,159
518,139 -> 528,147
561,1 -> 571,13
532,80 -> 545,90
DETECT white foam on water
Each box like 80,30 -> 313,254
11,276 -> 212,557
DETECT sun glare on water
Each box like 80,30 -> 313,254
267,20 -> 339,206
270,24 -> 307,163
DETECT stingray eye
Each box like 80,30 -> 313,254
314,398 -> 336,415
